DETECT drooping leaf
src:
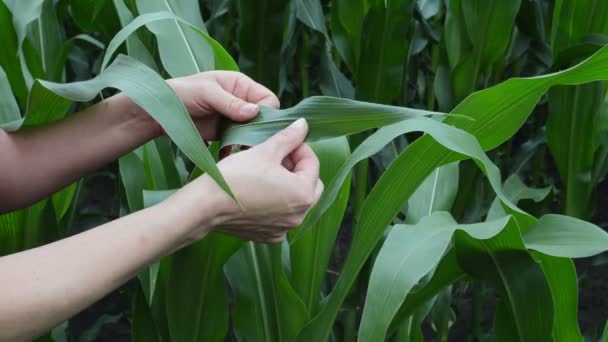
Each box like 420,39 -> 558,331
221,96 -> 449,147
0,66 -> 21,130
359,213 -> 512,341
34,54 -> 235,199
406,162 -> 459,224
101,11 -> 238,72
136,0 -> 214,76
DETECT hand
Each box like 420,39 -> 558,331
172,119 -> 323,244
166,71 -> 280,140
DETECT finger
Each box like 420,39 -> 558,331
291,143 -> 320,183
282,156 -> 295,171
313,178 -> 324,204
259,118 -> 309,159
267,233 -> 286,244
204,84 -> 260,122
194,117 -> 218,141
216,72 -> 280,110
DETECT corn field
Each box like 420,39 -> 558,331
2,0 -> 608,340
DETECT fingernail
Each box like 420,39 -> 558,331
239,103 -> 259,116
292,118 -> 307,129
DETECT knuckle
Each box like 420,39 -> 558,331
286,215 -> 305,227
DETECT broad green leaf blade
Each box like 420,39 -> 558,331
295,44 -> 608,341
221,96 -> 448,147
533,254 -> 583,342
112,0 -> 157,70
487,175 -> 551,220
237,0 -> 289,91
69,0 -> 121,40
167,234 -> 241,342
406,162 -> 459,224
101,11 -> 237,72
36,54 -> 235,199
0,66 -> 21,129
454,223 -> 553,342
0,1 -> 28,106
289,137 -> 351,314
4,0 -> 45,87
27,0 -> 63,81
225,243 -> 309,342
136,0 -> 214,76
330,0 -> 368,72
547,82 -> 604,219
551,0 -> 608,58
359,213 -> 512,341
294,116 -> 529,242
524,214 -> 608,258
295,0 -> 326,34
119,150 -> 146,212
355,0 -> 414,103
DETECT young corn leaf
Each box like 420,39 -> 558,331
330,0 -> 368,73
0,1 -> 28,106
221,96 -> 450,147
34,54 -> 235,200
524,215 -> 608,258
26,0 -> 63,81
406,162 -> 459,224
359,213 -> 513,341
112,0 -> 157,70
136,0 -> 214,76
101,11 -> 238,72
289,137 -> 351,314
237,0 -> 289,91
0,66 -> 21,130
294,45 -> 608,341
355,0 -> 414,103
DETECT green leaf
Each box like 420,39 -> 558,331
0,65 -> 21,130
295,0 -> 326,34
68,0 -> 121,40
221,96 -> 448,147
0,1 -> 28,106
295,44 -> 608,340
533,254 -> 583,342
27,0 -> 63,81
237,0 -> 289,91
330,0 -> 368,72
524,214 -> 608,258
225,243 -> 309,342
289,137 -> 351,314
112,0 -> 157,69
101,11 -> 238,73
119,150 -> 146,211
136,0 -> 214,76
35,54 -> 235,200
167,234 -> 241,342
406,162 -> 459,224
487,174 -> 551,220
355,0 -> 414,103
359,213 -> 512,341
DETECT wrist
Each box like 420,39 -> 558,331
161,177 -> 229,246
106,93 -> 164,139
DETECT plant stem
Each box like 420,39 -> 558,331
343,307 -> 357,342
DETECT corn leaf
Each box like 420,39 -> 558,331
34,54 -> 235,199
406,162 -> 459,224
0,1 -> 27,106
294,45 -> 608,341
101,11 -> 238,73
359,213 -> 512,341
112,0 -> 156,70
0,66 -> 21,130
136,0 -> 214,76
524,215 -> 608,258
26,0 -> 63,81
221,96 -> 448,147
237,0 -> 289,91
289,137 -> 351,314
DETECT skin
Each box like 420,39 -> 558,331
0,71 -> 322,341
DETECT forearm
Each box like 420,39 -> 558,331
0,191 -> 216,341
0,94 -> 159,213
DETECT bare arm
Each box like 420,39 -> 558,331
0,70 -> 280,213
0,119 -> 321,341
0,95 -> 158,213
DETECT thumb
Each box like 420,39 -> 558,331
205,85 -> 260,122
261,118 -> 309,159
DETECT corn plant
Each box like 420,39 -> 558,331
1,0 -> 608,341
